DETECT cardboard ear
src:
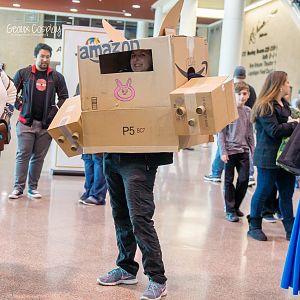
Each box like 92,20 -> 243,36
158,0 -> 184,36
102,19 -> 127,42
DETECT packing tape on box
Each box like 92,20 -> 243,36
58,116 -> 82,153
186,37 -> 195,60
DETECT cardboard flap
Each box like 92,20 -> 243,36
102,19 -> 127,42
170,76 -> 230,94
158,0 -> 184,36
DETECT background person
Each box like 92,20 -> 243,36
79,154 -> 107,206
247,71 -> 299,241
219,82 -> 254,222
8,43 -> 68,199
204,66 -> 257,186
0,66 -> 16,155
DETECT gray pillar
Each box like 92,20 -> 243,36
136,21 -> 149,38
218,0 -> 245,76
179,0 -> 198,36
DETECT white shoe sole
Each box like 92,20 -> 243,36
204,178 -> 221,183
27,194 -> 42,199
8,195 -> 23,199
140,289 -> 167,300
97,277 -> 138,286
262,218 -> 276,223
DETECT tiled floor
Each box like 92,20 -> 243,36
0,140 -> 299,299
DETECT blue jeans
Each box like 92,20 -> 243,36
82,154 -> 107,202
212,145 -> 254,177
104,154 -> 167,284
211,145 -> 224,177
250,167 -> 295,223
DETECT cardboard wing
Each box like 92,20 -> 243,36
158,0 -> 184,36
102,19 -> 127,42
48,95 -> 83,157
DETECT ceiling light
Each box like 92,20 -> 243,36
12,3 -> 21,7
132,4 -> 140,9
72,0 -> 80,3
70,8 -> 78,12
124,12 -> 132,17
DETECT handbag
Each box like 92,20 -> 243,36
277,123 -> 300,175
0,104 -> 13,150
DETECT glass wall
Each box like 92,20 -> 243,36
42,13 -> 153,40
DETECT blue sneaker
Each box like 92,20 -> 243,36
97,267 -> 138,286
140,280 -> 167,300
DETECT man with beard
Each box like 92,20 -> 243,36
9,43 -> 68,199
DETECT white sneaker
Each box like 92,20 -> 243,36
27,190 -> 42,198
8,189 -> 23,199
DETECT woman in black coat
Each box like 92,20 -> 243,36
248,71 -> 299,241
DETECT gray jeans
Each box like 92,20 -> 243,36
14,120 -> 52,192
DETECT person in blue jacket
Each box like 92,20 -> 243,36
247,71 -> 299,241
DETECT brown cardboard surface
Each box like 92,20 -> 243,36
102,19 -> 127,42
158,0 -> 184,36
48,96 -> 83,157
81,106 -> 213,153
170,77 -> 238,135
81,107 -> 179,153
179,134 -> 214,149
171,37 -> 208,88
78,36 -> 207,112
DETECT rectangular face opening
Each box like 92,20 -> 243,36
99,49 -> 153,74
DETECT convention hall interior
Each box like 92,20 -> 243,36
0,0 -> 300,299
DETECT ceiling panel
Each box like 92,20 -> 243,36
0,0 -> 156,20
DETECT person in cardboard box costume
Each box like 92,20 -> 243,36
97,49 -> 171,300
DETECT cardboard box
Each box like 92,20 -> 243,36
179,134 -> 214,149
82,107 -> 178,153
48,95 -> 83,157
81,107 -> 213,153
170,77 -> 238,135
77,35 -> 208,111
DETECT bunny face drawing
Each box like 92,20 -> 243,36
114,78 -> 136,102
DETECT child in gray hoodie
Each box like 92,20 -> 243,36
218,82 -> 255,222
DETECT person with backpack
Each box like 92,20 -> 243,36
0,65 -> 16,154
8,43 -> 69,199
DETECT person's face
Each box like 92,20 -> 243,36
130,50 -> 152,72
235,89 -> 249,107
35,49 -> 51,71
281,78 -> 290,96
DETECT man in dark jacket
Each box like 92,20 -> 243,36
9,43 -> 68,199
